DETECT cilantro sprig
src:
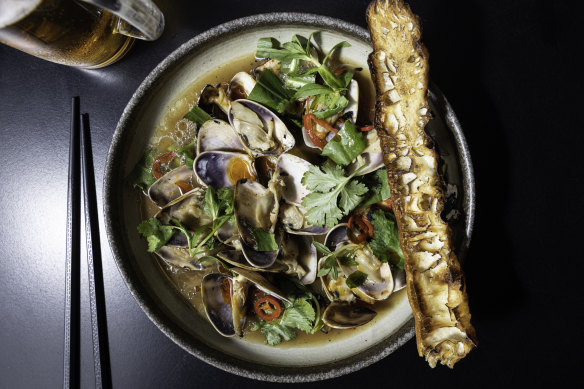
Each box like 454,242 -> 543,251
301,164 -> 367,227
251,278 -> 319,346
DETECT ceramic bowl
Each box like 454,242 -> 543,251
104,13 -> 474,382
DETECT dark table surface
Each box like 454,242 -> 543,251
1,0 -> 582,387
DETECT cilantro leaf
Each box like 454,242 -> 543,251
369,210 -> 404,269
259,322 -> 297,346
249,226 -> 278,251
184,105 -> 211,126
321,121 -> 367,166
280,298 -> 316,333
129,149 -> 156,191
216,187 -> 235,220
137,218 -> 175,252
301,163 -> 342,192
241,220 -> 278,251
346,270 -> 368,289
360,169 -> 391,206
301,164 -> 367,227
339,179 -> 368,211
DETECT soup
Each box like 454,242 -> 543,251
132,33 -> 406,346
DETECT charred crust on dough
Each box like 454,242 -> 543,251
366,0 -> 477,368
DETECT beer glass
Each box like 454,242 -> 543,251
0,0 -> 164,68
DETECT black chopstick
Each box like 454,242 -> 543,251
64,97 -> 81,389
81,113 -> 112,389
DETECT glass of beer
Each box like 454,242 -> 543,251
0,0 -> 164,68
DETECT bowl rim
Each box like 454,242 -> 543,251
104,12 -> 475,382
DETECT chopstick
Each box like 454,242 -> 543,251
81,113 -> 112,389
64,97 -> 81,389
64,98 -> 111,389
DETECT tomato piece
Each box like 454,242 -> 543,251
348,214 -> 374,243
175,180 -> 194,194
254,295 -> 282,321
303,113 -> 338,149
152,150 -> 177,179
360,125 -> 375,132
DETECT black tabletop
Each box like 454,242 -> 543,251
1,0 -> 581,387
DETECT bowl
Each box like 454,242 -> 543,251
104,13 -> 474,382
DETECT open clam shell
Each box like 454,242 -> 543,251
201,273 -> 249,337
217,250 -> 288,273
279,203 -> 329,236
323,224 -> 396,302
148,165 -> 196,207
229,72 -> 256,100
154,246 -> 211,271
198,83 -> 230,119
234,179 -> 280,268
277,154 -> 311,206
322,302 -> 376,329
279,234 -> 317,285
196,119 -> 244,154
228,99 -> 295,157
194,151 -> 256,190
156,189 -> 211,232
231,267 -> 291,304
317,255 -> 355,303
301,79 -> 359,150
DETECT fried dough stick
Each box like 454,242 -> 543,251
366,0 -> 477,368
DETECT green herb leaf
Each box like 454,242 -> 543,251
340,70 -> 354,88
345,270 -> 368,289
244,222 -> 278,251
283,73 -> 316,89
216,187 -> 235,218
316,254 -> 338,280
203,186 -> 220,220
310,92 -> 348,119
280,298 -> 316,333
321,121 -> 367,166
137,218 -> 175,252
312,241 -> 332,255
175,141 -> 195,170
338,252 -> 358,267
247,69 -> 295,115
183,105 -> 212,126
128,149 -> 157,191
293,83 -> 334,99
361,169 -> 391,206
258,41 -> 309,62
322,41 -> 351,66
301,164 -> 367,227
369,210 -> 404,269
259,322 -> 297,346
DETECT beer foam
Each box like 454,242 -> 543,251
0,0 -> 42,28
